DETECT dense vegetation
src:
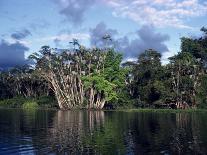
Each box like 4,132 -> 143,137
0,28 -> 207,110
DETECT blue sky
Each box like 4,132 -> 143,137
0,0 -> 207,68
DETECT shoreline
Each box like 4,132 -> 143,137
0,107 -> 207,113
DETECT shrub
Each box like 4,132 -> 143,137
22,101 -> 39,109
36,96 -> 58,108
0,97 -> 25,108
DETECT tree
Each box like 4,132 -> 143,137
130,49 -> 167,106
171,27 -> 207,108
0,65 -> 50,99
29,44 -> 124,109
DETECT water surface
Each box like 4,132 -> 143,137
0,109 -> 207,154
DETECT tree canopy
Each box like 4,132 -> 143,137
1,27 -> 207,110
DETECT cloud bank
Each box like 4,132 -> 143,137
90,22 -> 170,58
0,40 -> 29,69
90,22 -> 118,47
122,25 -> 170,58
39,33 -> 90,42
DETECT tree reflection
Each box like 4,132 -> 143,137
1,110 -> 207,154
170,113 -> 206,155
48,110 -> 105,154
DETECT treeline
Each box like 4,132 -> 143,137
0,28 -> 207,110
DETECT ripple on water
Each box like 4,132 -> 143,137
0,110 -> 207,154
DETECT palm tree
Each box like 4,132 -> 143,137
69,38 -> 80,50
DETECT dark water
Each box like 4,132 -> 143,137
0,109 -> 207,155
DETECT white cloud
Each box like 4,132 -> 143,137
37,33 -> 90,42
5,38 -> 31,47
51,0 -> 207,28
162,50 -> 177,64
103,0 -> 207,28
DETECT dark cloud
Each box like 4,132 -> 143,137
0,40 -> 29,69
11,29 -> 31,40
52,0 -> 96,25
90,23 -> 170,59
90,22 -> 118,47
137,25 -> 169,51
122,25 -> 170,58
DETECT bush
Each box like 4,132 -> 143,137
22,101 -> 39,109
0,96 -> 58,109
36,96 -> 58,108
0,97 -> 26,108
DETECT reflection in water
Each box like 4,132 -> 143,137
0,109 -> 55,154
0,109 -> 207,154
48,111 -> 105,154
170,113 -> 205,155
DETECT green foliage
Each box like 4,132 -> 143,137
0,97 -> 26,108
128,29 -> 207,109
22,101 -> 39,109
197,75 -> 207,109
103,49 -> 125,85
102,49 -> 129,104
131,49 -> 166,105
36,96 -> 58,108
1,27 -> 207,109
0,96 -> 57,109
0,65 -> 50,99
81,49 -> 127,105
82,75 -> 117,101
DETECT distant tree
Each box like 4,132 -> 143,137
130,49 -> 168,106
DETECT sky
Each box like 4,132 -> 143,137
0,0 -> 207,69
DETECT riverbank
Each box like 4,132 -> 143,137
115,108 -> 207,113
0,105 -> 207,114
0,96 -> 58,109
1,97 -> 207,112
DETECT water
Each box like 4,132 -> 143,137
0,109 -> 207,155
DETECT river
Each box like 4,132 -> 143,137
0,109 -> 207,154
